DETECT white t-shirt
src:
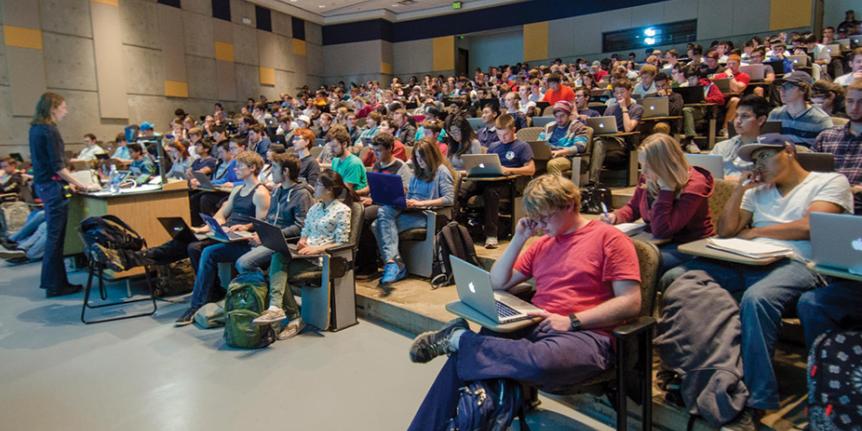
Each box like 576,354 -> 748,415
834,72 -> 859,86
77,145 -> 106,161
741,171 -> 853,259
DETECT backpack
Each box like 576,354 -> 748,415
79,215 -> 148,271
579,183 -> 613,215
194,299 -> 226,329
152,259 -> 195,297
447,379 -> 530,431
431,221 -> 481,289
807,330 -> 862,430
0,201 -> 30,236
223,272 -> 275,349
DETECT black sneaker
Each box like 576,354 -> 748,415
409,318 -> 469,363
174,307 -> 198,327
46,284 -> 83,298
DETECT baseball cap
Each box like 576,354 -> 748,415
781,71 -> 814,87
297,115 -> 311,125
737,133 -> 794,162
139,121 -> 154,131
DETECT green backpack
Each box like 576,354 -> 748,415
224,272 -> 276,349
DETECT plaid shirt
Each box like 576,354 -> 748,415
814,124 -> 862,186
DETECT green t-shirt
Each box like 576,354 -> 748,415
331,153 -> 368,191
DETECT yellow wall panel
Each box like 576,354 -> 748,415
4,26 -> 43,50
523,21 -> 549,62
91,0 -> 119,6
292,39 -> 306,56
259,67 -> 276,86
215,42 -> 235,62
381,62 -> 393,74
769,0 -> 811,30
432,36 -> 454,71
164,80 -> 189,98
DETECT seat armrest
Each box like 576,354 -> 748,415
325,242 -> 354,254
612,316 -> 656,339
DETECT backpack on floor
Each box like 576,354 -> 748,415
194,299 -> 226,329
223,272 -> 275,349
431,221 -> 480,289
152,259 -> 195,297
0,201 -> 30,237
447,379 -> 530,431
807,330 -> 862,430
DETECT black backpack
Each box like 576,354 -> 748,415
79,215 -> 147,271
807,330 -> 862,430
579,183 -> 613,215
431,221 -> 480,289
447,379 -> 530,431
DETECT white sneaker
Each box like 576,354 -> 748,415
685,143 -> 701,154
278,318 -> 306,340
253,308 -> 287,325
484,237 -> 498,249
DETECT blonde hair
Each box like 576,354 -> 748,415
640,133 -> 690,191
234,150 -> 264,175
523,175 -> 581,218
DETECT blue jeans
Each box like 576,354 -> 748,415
408,326 -> 612,431
236,245 -> 276,273
35,182 -> 70,291
10,209 -> 45,242
371,205 -> 428,263
797,280 -> 862,349
658,243 -> 695,275
189,242 -> 251,309
662,258 -> 823,410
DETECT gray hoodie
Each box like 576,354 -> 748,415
265,181 -> 313,238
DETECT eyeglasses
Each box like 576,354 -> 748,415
752,149 -> 780,167
780,82 -> 800,91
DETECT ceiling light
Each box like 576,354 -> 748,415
318,4 -> 326,7
644,27 -> 656,37
644,37 -> 656,45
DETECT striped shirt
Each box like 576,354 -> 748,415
814,124 -> 862,186
767,104 -> 833,148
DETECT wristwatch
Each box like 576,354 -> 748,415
569,313 -> 583,332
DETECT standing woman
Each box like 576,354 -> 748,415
29,92 -> 100,297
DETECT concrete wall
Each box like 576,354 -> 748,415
0,0 -> 322,156
465,30 -> 523,72
322,39 -> 392,85
824,1 -> 859,32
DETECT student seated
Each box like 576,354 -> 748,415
681,66 -> 725,153
128,143 -> 156,180
590,79 -> 644,182
421,119 -> 449,157
288,128 -> 321,186
373,138 -> 455,288
0,157 -> 23,198
476,104 -> 501,148
111,133 -> 131,161
189,140 -> 243,225
767,71 -> 833,148
814,78 -> 862,214
234,153 -> 313,295
355,111 -> 380,147
632,64 -> 658,99
186,139 -> 217,179
164,141 -> 191,180
711,95 -> 769,180
712,54 -> 750,135
460,114 -> 535,249
603,133 -> 714,272
833,48 -> 862,86
250,171 -> 355,337
444,115 -> 482,171
541,100 -> 590,176
407,175 -> 642,431
73,133 -> 106,162
361,117 -> 408,166
660,134 -> 853,421
174,150 -> 270,326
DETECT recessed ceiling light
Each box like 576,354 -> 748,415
318,4 -> 325,7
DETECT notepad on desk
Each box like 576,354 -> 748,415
614,222 -> 648,236
706,238 -> 793,259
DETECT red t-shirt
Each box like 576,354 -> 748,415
541,85 -> 576,105
362,139 -> 407,166
514,221 -> 641,326
713,71 -> 750,87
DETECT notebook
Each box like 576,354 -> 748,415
706,238 -> 793,259
615,223 -> 648,236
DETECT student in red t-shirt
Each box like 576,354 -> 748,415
407,175 -> 642,431
712,54 -> 751,135
541,72 -> 576,105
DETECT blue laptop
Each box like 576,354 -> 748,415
200,213 -> 254,243
367,172 -> 407,209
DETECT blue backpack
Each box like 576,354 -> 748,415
447,379 -> 530,431
807,330 -> 862,430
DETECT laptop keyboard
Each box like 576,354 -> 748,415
496,301 -> 528,321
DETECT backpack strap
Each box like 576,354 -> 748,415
100,214 -> 143,239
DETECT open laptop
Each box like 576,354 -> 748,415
641,97 -> 669,118
467,117 -> 485,130
250,219 -> 321,258
766,60 -> 785,76
851,35 -> 862,49
157,217 -> 205,243
200,213 -> 254,243
531,116 -> 554,128
810,212 -> 862,276
739,64 -> 765,81
451,256 -> 542,324
713,78 -> 731,94
836,38 -> 851,50
584,116 -> 619,135
820,44 -> 842,58
685,154 -> 724,180
367,172 -> 407,209
462,154 -> 505,177
192,171 -> 217,191
789,54 -> 809,67
673,86 -> 705,104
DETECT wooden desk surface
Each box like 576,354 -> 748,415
641,115 -> 683,121
683,103 -> 719,108
677,238 -> 784,266
595,131 -> 641,138
463,174 -> 520,182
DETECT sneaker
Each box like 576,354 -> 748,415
0,248 -> 25,260
685,143 -> 701,154
278,318 -> 306,340
379,260 -> 407,286
174,307 -> 198,327
90,243 -> 126,272
45,283 -> 83,298
253,308 -> 287,325
409,318 -> 469,363
484,236 -> 498,249
0,237 -> 18,249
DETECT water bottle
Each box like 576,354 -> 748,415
538,131 -> 547,141
109,164 -> 120,194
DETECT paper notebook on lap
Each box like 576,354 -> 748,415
706,238 -> 793,259
615,222 -> 648,236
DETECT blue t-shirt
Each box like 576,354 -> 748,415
487,139 -> 533,168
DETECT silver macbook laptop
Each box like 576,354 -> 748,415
462,154 -> 505,177
789,54 -> 809,67
810,212 -> 862,276
739,64 -> 765,81
531,116 -> 554,128
192,171 -> 217,191
641,97 -> 669,118
451,256 -> 542,324
585,116 -> 619,135
685,153 -> 725,180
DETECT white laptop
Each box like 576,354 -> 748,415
584,116 -> 619,135
462,154 -> 505,177
641,97 -> 669,118
810,212 -> 862,276
739,64 -> 765,81
451,256 -> 543,324
685,153 -> 725,180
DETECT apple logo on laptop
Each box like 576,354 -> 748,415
468,282 -> 476,294
852,238 -> 862,252
599,123 -> 605,128
650,106 -> 655,110
478,163 -> 485,169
